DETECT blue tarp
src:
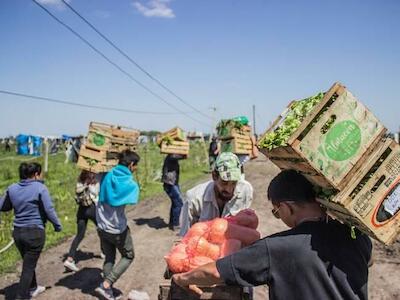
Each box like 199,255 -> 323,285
62,134 -> 73,141
16,134 -> 43,156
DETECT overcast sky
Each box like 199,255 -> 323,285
1,0 -> 399,137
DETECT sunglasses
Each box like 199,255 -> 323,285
271,201 -> 296,219
271,206 -> 281,219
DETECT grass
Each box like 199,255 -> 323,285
0,141 -> 209,274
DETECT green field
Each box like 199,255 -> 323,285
0,141 -> 209,273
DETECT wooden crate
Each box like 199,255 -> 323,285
86,130 -> 112,151
161,140 -> 190,156
158,280 -> 251,300
218,125 -> 251,140
221,134 -> 252,155
318,138 -> 400,245
111,127 -> 140,140
109,136 -> 138,153
79,145 -> 107,162
76,155 -> 118,173
87,122 -> 139,151
89,122 -> 113,135
258,82 -> 386,190
158,127 -> 186,144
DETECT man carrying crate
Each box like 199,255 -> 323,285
95,150 -> 140,300
162,154 -> 186,231
179,152 -> 253,236
173,170 -> 372,300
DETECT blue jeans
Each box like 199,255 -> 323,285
163,184 -> 183,227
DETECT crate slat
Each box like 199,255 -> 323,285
161,141 -> 190,155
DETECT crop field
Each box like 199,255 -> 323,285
0,141 -> 209,273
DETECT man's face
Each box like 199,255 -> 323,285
213,175 -> 237,202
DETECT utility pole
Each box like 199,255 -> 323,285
252,104 -> 256,137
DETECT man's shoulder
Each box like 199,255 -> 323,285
236,179 -> 253,193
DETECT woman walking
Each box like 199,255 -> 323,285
0,162 -> 62,299
63,170 -> 99,272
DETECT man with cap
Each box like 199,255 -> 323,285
179,152 -> 253,236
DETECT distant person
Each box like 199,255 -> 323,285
5,138 -> 11,152
179,152 -> 253,236
162,154 -> 186,231
0,162 -> 62,300
208,136 -> 220,170
63,170 -> 100,272
64,140 -> 73,163
95,150 -> 140,300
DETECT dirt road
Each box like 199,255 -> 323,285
0,157 -> 399,299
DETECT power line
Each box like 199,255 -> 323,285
60,0 -> 212,121
31,0 -> 209,127
0,89 -> 194,115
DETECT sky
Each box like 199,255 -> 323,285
0,0 -> 399,137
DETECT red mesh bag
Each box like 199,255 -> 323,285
165,209 -> 261,273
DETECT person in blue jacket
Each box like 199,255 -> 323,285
95,150 -> 140,300
0,162 -> 62,300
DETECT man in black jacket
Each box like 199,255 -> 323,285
173,169 -> 372,300
162,154 -> 186,231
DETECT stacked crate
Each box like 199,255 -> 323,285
77,122 -> 140,173
157,127 -> 189,156
217,120 -> 253,155
158,280 -> 250,300
258,82 -> 400,244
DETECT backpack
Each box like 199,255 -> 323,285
75,186 -> 93,207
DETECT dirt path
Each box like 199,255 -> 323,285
1,157 -> 399,299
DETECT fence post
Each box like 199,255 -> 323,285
44,138 -> 49,174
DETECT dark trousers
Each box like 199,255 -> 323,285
98,227 -> 134,285
12,227 -> 45,299
163,183 -> 183,227
68,203 -> 97,260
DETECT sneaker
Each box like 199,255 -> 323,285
30,286 -> 46,298
100,252 -> 106,259
64,259 -> 79,272
95,283 -> 115,300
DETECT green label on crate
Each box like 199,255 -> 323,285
92,133 -> 106,146
324,120 -> 361,161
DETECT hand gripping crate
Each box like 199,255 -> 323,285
158,280 -> 252,300
258,82 -> 386,190
221,134 -> 253,155
318,138 -> 400,245
161,140 -> 190,156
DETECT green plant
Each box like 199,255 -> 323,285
258,92 -> 325,150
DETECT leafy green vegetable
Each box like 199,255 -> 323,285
161,136 -> 174,145
84,157 -> 99,166
217,118 -> 247,138
258,92 -> 325,150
